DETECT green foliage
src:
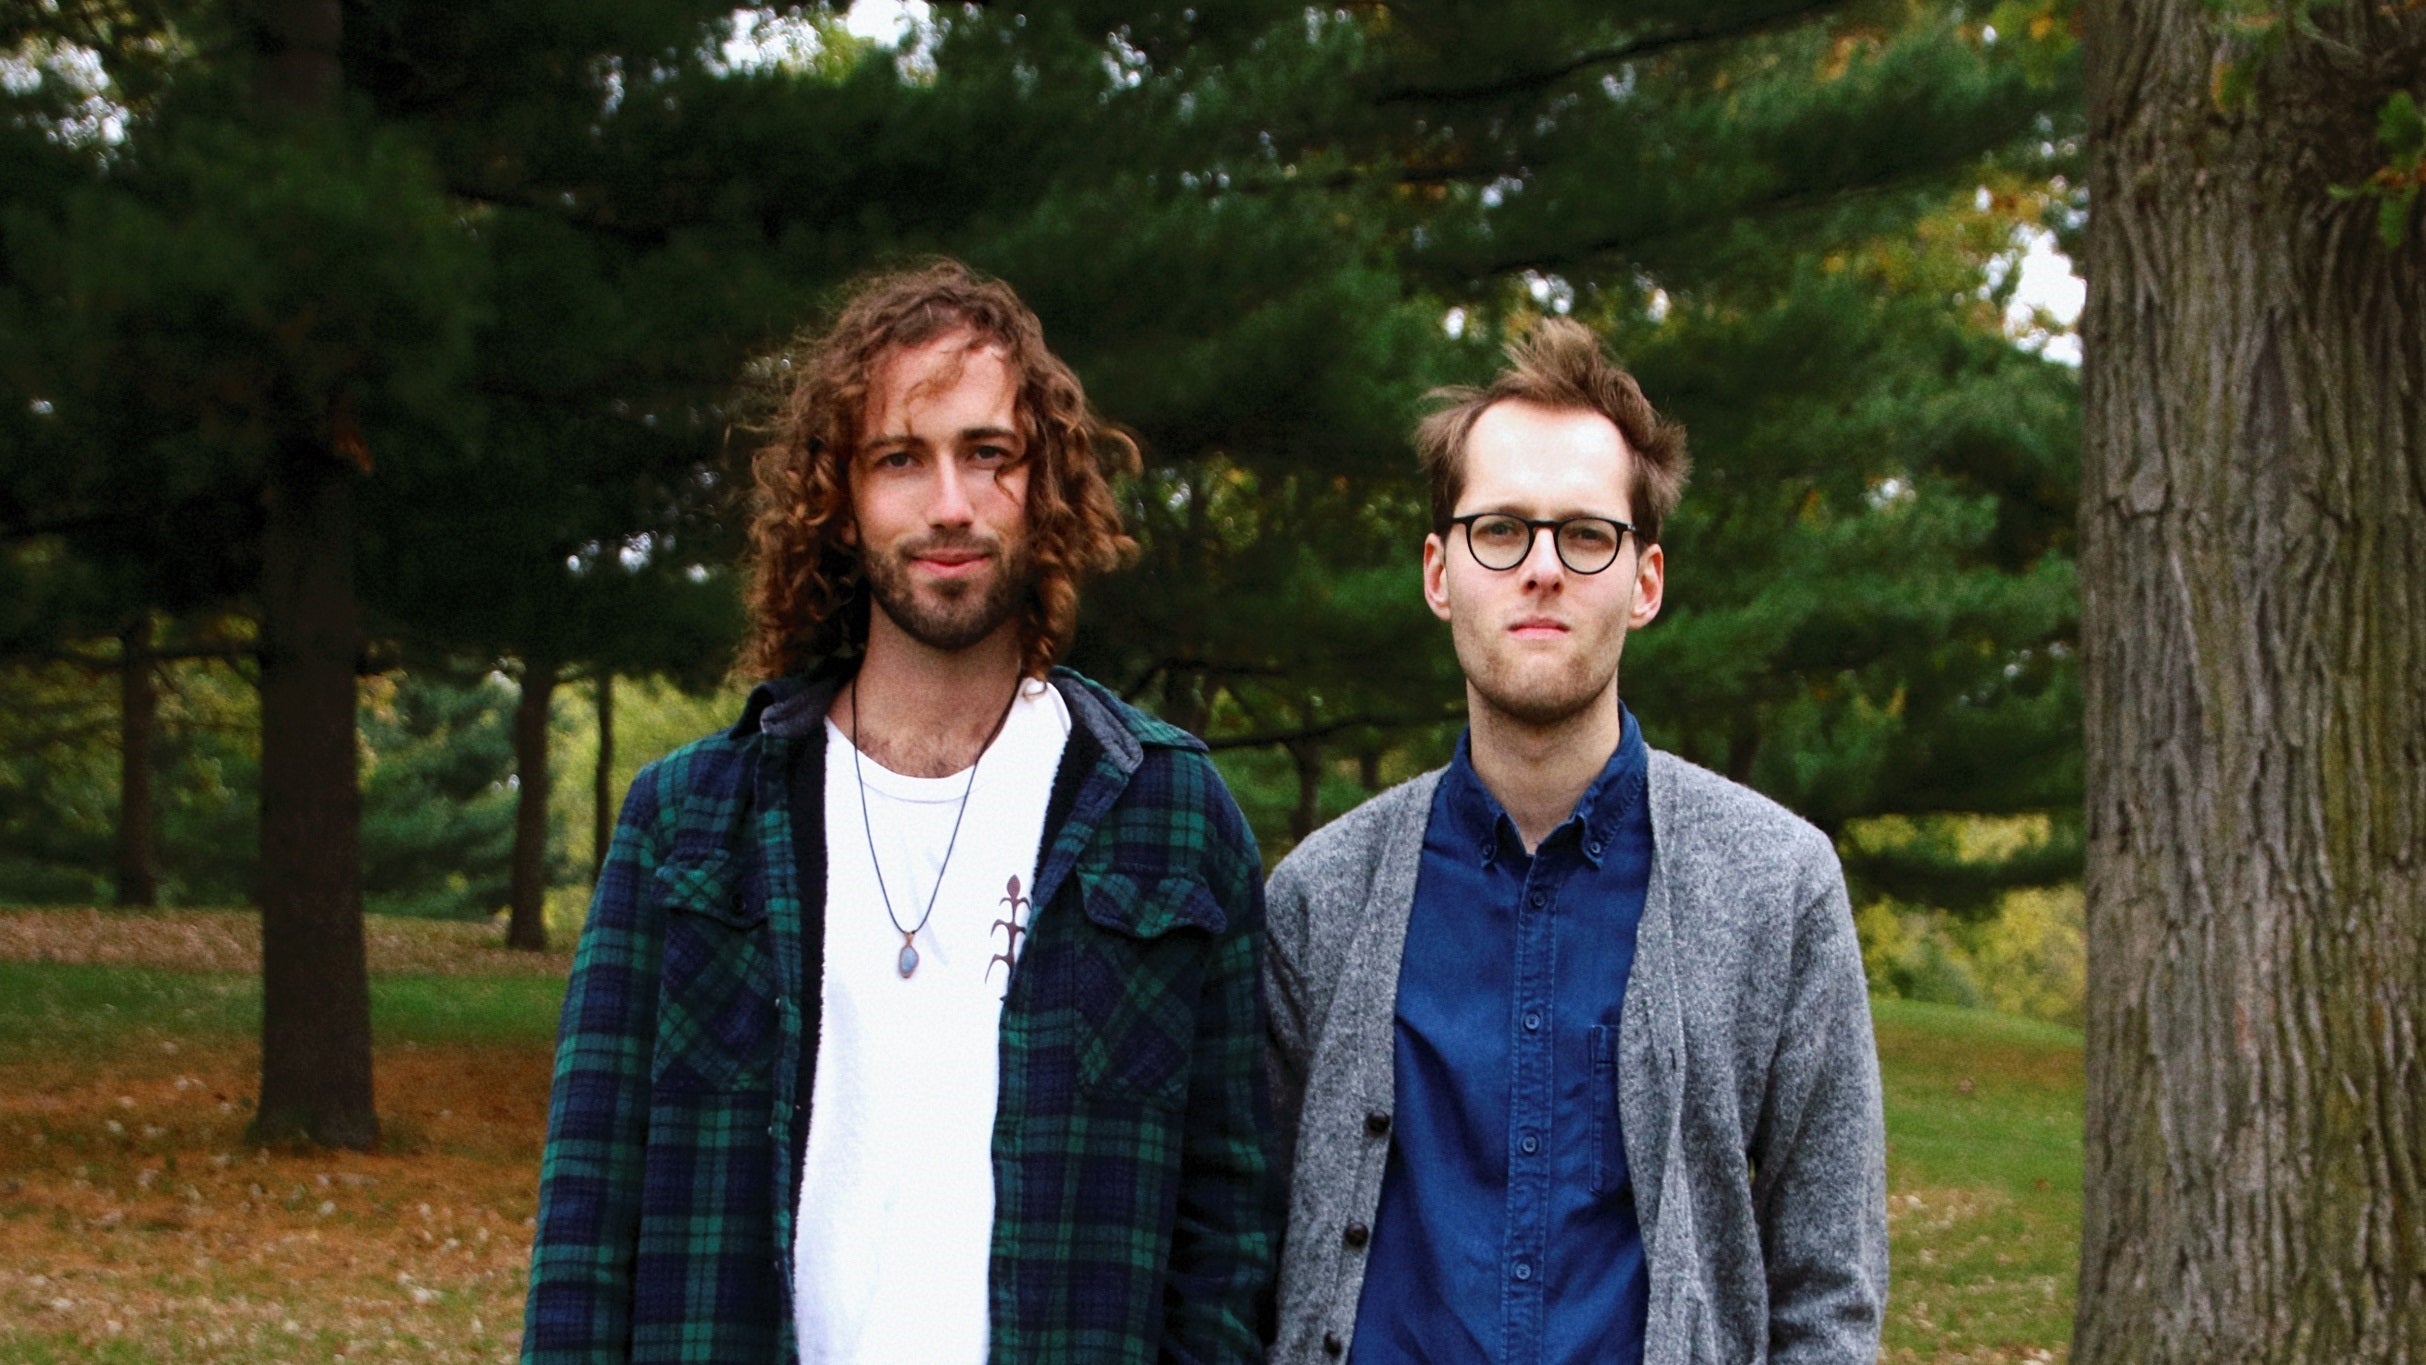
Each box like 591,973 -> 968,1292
0,659 -> 528,918
2329,89 -> 2424,247
357,673 -> 526,920
550,672 -> 751,888
1856,853 -> 2086,1027
3,0 -> 2091,921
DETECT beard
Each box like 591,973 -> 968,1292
1453,625 -> 1623,729
861,531 -> 1037,654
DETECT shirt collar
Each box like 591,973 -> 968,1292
1442,704 -> 1648,870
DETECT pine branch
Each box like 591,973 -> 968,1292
1375,0 -> 1842,106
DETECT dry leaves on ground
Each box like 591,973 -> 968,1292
0,1037 -> 552,1364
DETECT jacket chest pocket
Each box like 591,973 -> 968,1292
652,849 -> 781,1093
1063,868 -> 1225,1110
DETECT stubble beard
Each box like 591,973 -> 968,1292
862,533 -> 1037,655
1456,627 -> 1623,730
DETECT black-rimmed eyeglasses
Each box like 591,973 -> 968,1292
1448,513 -> 1637,575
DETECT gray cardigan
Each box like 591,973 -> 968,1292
1264,752 -> 1886,1365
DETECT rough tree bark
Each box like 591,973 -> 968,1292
247,0 -> 377,1150
506,654 -> 557,951
2076,3 -> 2426,1360
116,617 -> 158,908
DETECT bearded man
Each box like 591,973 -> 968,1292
1265,320 -> 1887,1365
524,260 -> 1276,1363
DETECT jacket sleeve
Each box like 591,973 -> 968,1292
1259,854 -> 1315,1194
1162,780 -> 1283,1364
1751,842 -> 1889,1365
522,761 -> 672,1364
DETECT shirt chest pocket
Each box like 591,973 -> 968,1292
652,848 -> 782,1093
1065,868 -> 1226,1110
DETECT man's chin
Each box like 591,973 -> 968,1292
871,579 -> 1024,655
1467,663 -> 1617,729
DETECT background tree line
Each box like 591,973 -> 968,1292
2,0 -> 2084,1138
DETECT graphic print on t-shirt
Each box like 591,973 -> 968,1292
989,874 -> 1032,990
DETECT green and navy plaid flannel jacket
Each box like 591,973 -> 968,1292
524,668 -> 1278,1363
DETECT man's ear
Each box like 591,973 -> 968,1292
1629,541 -> 1664,629
1422,533 -> 1453,623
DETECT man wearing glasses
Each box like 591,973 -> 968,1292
1264,319 -> 1886,1364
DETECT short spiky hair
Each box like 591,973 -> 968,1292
740,259 -> 1138,680
1415,317 -> 1689,544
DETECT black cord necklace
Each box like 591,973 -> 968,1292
850,678 -> 1021,979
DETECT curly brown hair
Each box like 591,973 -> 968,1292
741,259 -> 1139,681
1415,317 -> 1689,545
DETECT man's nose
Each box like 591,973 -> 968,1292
928,458 -> 977,526
1518,524 -> 1566,588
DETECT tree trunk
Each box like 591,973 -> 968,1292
1286,735 -> 1324,844
593,669 -> 613,883
2075,4 -> 2426,1360
246,0 -> 374,1152
116,617 -> 159,908
506,654 -> 557,951
252,442 -> 376,1150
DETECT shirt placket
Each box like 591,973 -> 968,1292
1500,846 -> 1561,1359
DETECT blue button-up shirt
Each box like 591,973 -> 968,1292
1352,709 -> 1655,1365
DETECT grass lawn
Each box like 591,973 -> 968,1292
0,909 -> 2084,1363
1873,998 -> 2082,1363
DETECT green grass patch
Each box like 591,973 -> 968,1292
1872,995 -> 2081,1360
370,974 -> 565,1046
0,962 -> 255,1062
0,962 -> 564,1059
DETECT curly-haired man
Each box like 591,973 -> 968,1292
524,260 -> 1277,1363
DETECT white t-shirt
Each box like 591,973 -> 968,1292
793,678 -> 1071,1365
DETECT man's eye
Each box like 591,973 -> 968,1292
873,449 -> 917,470
1563,522 -> 1616,551
970,444 -> 1011,464
1472,517 -> 1527,544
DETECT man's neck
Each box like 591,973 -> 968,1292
840,621 -> 1026,779
1466,687 -> 1623,854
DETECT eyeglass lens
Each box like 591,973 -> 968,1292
1465,514 -> 1625,573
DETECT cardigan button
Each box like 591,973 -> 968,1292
1322,1331 -> 1345,1356
1364,1111 -> 1390,1136
1343,1221 -> 1370,1248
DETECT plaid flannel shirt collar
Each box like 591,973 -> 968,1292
734,663 -> 1209,933
735,664 -> 1201,769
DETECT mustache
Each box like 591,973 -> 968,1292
894,532 -> 1000,560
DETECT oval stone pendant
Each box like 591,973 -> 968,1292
897,942 -> 920,978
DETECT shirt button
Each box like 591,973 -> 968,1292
1520,1133 -> 1539,1155
1529,891 -> 1545,908
1364,1111 -> 1391,1137
1588,841 -> 1603,857
1513,1261 -> 1533,1282
1523,1011 -> 1542,1032
1323,1331 -> 1345,1356
1343,1221 -> 1370,1248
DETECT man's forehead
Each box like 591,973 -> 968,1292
1468,396 -> 1628,449
862,332 -> 1021,435
1460,400 -> 1633,507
